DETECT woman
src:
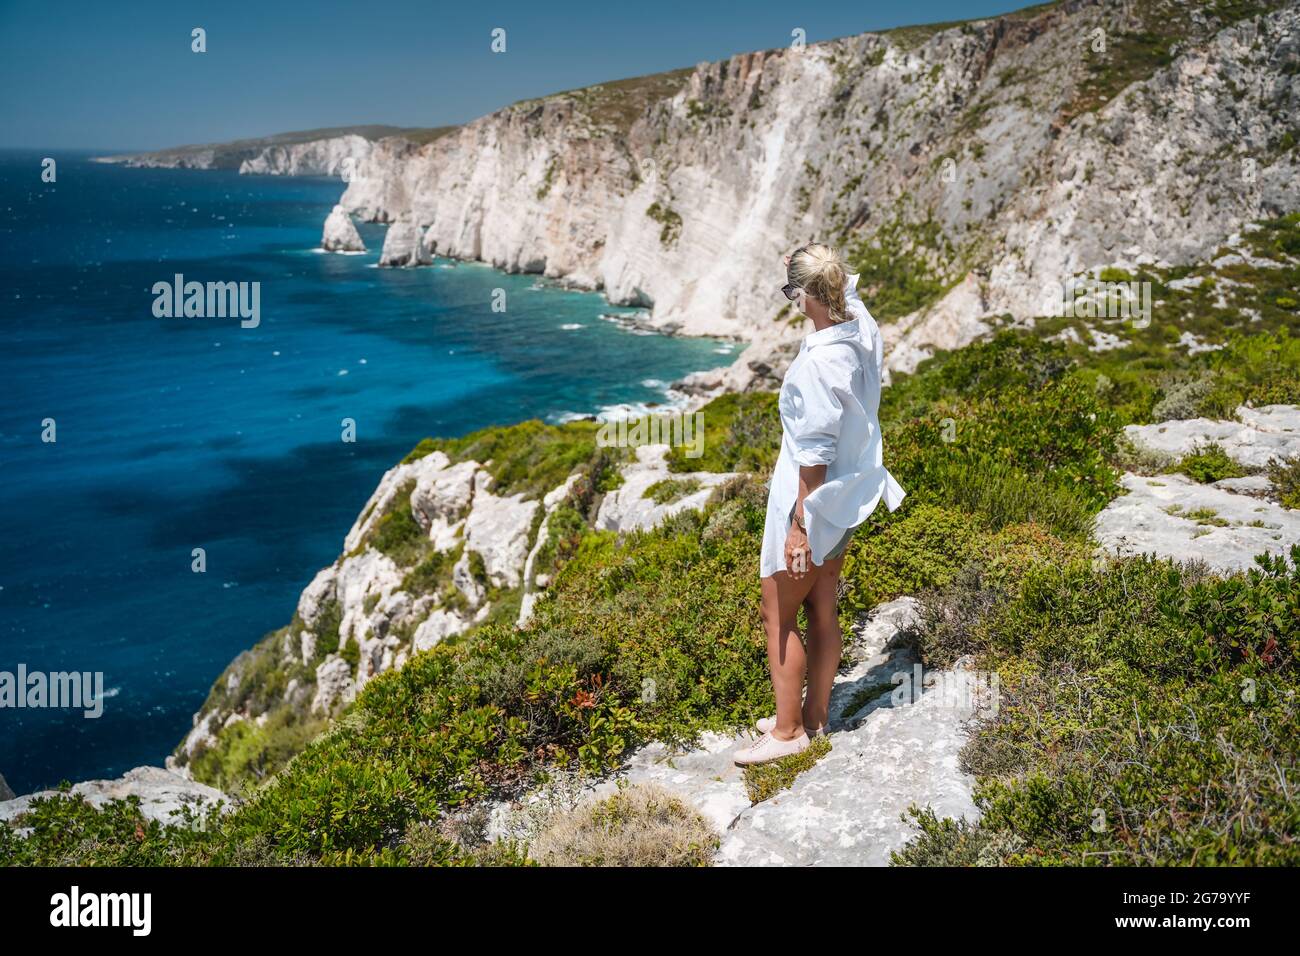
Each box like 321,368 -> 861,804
734,243 -> 906,767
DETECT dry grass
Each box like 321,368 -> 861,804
528,783 -> 718,867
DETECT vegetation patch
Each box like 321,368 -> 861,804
667,391 -> 781,474
742,736 -> 833,804
645,201 -> 683,247
895,548 -> 1300,865
644,478 -> 702,505
847,214 -> 961,322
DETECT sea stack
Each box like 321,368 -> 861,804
0,771 -> 14,801
321,204 -> 366,253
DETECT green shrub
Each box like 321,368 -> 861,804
366,482 -> 428,566
1267,455 -> 1300,509
188,708 -> 329,796
891,806 -> 1023,866
0,793 -> 221,866
1150,370 -> 1218,422
644,478 -> 702,504
923,458 -> 1097,538
401,421 -> 604,498
1176,443 -> 1248,483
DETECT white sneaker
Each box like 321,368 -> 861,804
755,716 -> 827,737
734,730 -> 810,766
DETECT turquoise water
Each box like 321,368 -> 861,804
0,151 -> 736,793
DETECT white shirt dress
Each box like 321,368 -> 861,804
759,278 -> 906,578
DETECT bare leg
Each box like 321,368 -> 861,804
760,570 -> 818,739
801,555 -> 845,731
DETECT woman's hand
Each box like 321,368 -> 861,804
785,519 -> 810,579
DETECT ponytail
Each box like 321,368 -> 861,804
787,242 -> 848,322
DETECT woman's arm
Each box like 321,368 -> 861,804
785,463 -> 827,579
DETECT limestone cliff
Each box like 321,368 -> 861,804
335,0 -> 1299,377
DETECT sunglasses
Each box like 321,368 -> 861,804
781,244 -> 810,300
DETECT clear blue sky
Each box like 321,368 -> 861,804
0,0 -> 1035,150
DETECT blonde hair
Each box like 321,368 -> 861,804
787,242 -> 848,323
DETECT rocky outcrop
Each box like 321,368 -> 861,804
0,772 -> 13,801
490,596 -> 992,865
321,204 -> 366,252
0,767 -> 227,826
174,434 -> 737,777
518,475 -> 583,625
1096,404 -> 1300,572
310,656 -> 357,716
463,481 -> 538,589
1096,473 -> 1300,572
595,444 -> 738,533
1123,404 -> 1300,470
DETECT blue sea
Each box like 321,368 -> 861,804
0,151 -> 734,794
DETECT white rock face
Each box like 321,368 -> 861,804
883,273 -> 992,376
451,553 -> 486,607
321,204 -> 366,253
1097,406 -> 1300,573
378,217 -> 432,267
311,655 -> 356,716
1124,404 -> 1300,469
412,609 -> 469,653
518,474 -> 584,625
343,450 -> 456,554
296,565 -> 339,632
172,709 -> 220,770
1095,473 -> 1300,574
463,471 -> 539,589
411,458 -> 478,549
595,444 -> 737,533
239,134 -> 373,177
0,767 -> 227,826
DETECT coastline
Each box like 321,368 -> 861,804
0,155 -> 732,794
